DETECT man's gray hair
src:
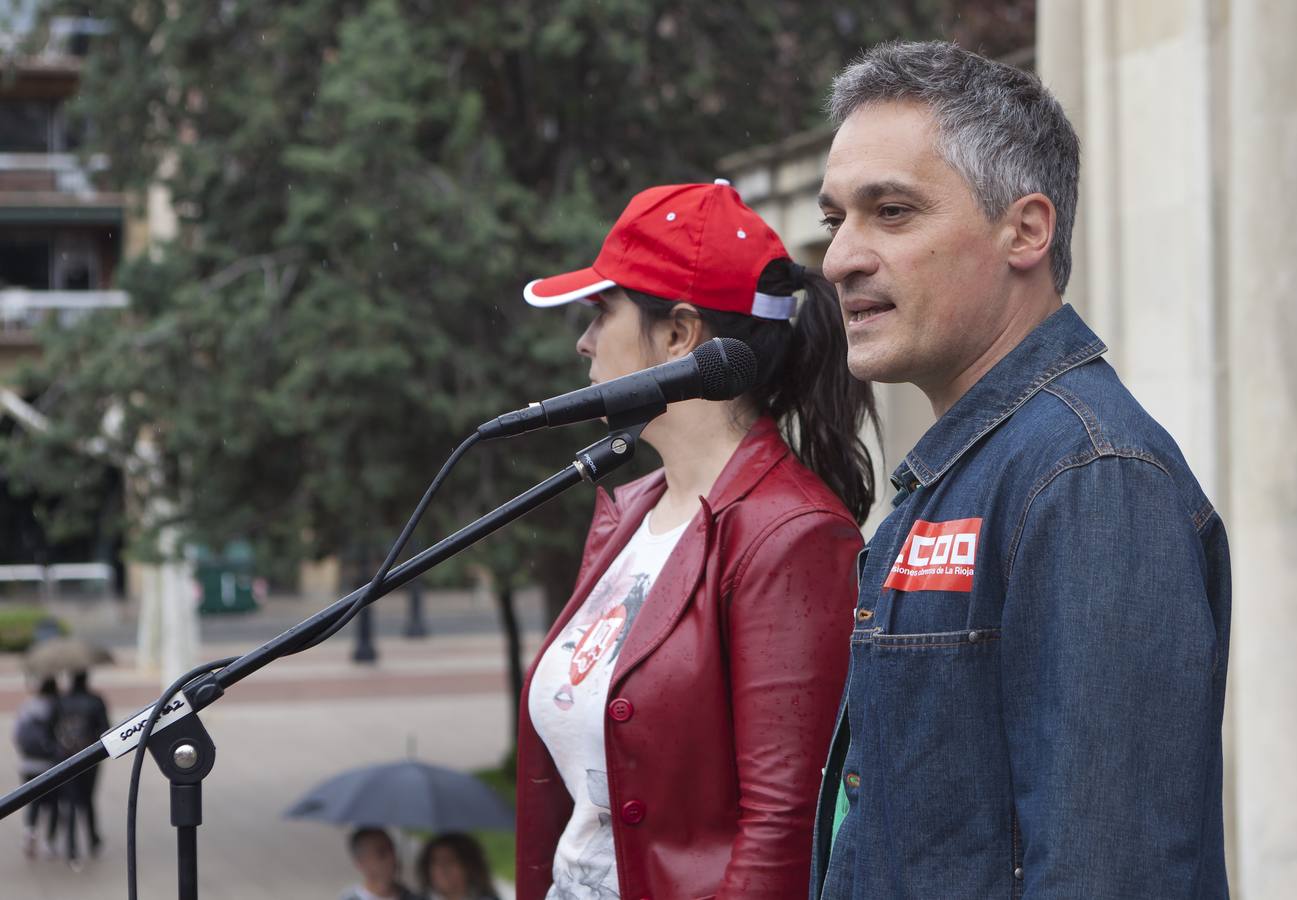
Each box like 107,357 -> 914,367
829,41 -> 1080,295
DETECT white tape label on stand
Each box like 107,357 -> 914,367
100,694 -> 195,759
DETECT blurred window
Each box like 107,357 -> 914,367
54,234 -> 98,290
0,99 -> 55,153
0,237 -> 52,289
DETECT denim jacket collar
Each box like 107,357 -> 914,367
893,304 -> 1107,494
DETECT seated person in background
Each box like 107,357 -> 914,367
416,832 -> 500,900
339,827 -> 419,900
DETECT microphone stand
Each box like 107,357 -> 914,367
0,425 -> 644,900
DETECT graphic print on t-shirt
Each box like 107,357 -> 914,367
529,514 -> 688,900
550,769 -> 617,900
553,553 -> 649,709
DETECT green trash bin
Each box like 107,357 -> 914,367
195,542 -> 260,614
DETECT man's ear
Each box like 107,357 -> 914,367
661,303 -> 707,360
1004,193 -> 1056,276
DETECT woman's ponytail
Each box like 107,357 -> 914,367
766,269 -> 878,524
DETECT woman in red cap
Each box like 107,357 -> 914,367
515,181 -> 877,900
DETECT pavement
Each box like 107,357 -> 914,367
0,588 -> 546,899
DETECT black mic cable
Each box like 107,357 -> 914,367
126,431 -> 481,899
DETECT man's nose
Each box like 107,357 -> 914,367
821,222 -> 881,286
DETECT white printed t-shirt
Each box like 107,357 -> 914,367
528,513 -> 688,900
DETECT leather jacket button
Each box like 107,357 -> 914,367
621,799 -> 646,825
608,698 -> 634,722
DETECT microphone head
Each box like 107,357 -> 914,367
694,337 -> 759,401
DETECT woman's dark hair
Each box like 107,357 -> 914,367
625,258 -> 879,523
416,831 -> 497,897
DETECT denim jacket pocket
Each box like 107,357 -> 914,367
885,589 -> 976,636
870,628 -> 1017,898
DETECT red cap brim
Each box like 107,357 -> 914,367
523,267 -> 617,307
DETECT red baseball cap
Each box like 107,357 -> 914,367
523,180 -> 797,320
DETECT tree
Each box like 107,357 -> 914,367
4,0 -> 1034,722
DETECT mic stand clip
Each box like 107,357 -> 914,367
573,422 -> 645,483
148,691 -> 217,900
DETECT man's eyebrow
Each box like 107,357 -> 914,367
818,180 -> 927,208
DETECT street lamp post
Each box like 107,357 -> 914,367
403,579 -> 428,638
351,556 -> 378,664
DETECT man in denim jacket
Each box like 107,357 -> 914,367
811,41 -> 1230,899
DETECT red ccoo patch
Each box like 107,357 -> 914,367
883,518 -> 983,593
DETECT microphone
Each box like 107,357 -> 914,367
478,337 -> 758,440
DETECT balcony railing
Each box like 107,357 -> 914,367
0,152 -> 109,196
0,287 -> 128,333
0,14 -> 110,59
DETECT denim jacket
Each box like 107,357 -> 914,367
812,306 -> 1231,899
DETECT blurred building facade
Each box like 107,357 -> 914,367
0,7 -> 127,588
722,1 -> 1295,895
0,7 -> 126,377
0,5 -> 308,679
0,4 -> 206,680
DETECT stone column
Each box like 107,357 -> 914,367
1036,0 -> 1089,316
1228,1 -> 1297,896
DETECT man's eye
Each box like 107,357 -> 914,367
819,216 -> 842,233
879,204 -> 909,220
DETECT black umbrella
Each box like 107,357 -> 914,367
284,759 -> 514,832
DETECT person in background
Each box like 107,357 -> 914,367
56,669 -> 111,865
515,180 -> 878,899
12,677 -> 62,859
339,827 -> 420,900
416,832 -> 499,900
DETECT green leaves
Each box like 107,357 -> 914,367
13,0 -> 1008,593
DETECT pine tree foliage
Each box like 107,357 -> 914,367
3,0 -> 1033,594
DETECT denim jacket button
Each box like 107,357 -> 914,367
968,630 -> 980,642
1014,866 -> 1024,880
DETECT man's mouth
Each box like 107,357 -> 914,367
845,301 -> 896,324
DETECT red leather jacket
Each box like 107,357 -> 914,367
515,417 -> 863,899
